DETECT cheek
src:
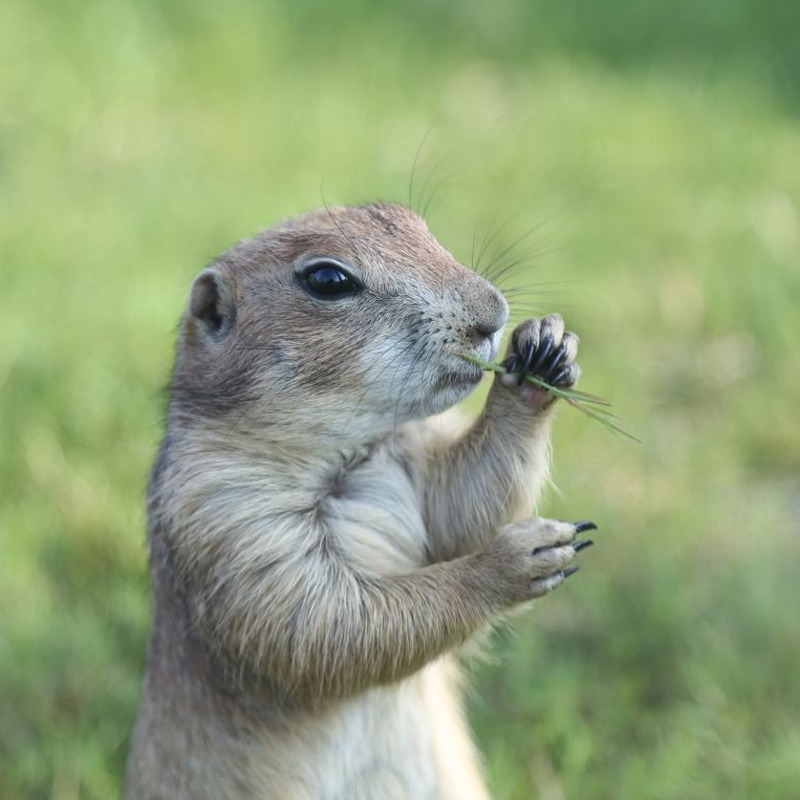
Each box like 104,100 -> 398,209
352,330 -> 426,394
276,322 -> 366,391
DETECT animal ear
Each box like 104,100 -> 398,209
189,268 -> 235,336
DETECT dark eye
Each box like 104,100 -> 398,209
301,261 -> 362,299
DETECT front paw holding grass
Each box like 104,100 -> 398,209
461,314 -> 639,441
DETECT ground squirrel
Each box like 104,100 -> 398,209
126,203 -> 595,799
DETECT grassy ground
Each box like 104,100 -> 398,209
1,1 -> 799,797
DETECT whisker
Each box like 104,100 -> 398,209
480,222 -> 549,284
408,125 -> 436,211
319,188 -> 362,255
421,174 -> 451,220
335,327 -> 422,440
391,346 -> 428,432
473,214 -> 519,274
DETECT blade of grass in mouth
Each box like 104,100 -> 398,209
460,353 -> 640,443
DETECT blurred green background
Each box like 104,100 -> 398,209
2,0 -> 799,797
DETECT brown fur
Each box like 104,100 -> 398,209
126,203 -> 583,799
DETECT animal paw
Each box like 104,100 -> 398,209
480,518 -> 597,605
499,314 -> 580,409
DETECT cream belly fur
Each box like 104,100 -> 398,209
126,203 -> 593,798
247,662 -> 483,800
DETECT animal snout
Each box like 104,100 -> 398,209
467,286 -> 509,345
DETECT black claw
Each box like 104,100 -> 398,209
542,343 -> 566,376
528,337 -> 554,374
504,353 -> 520,373
573,538 -> 594,553
518,342 -> 536,386
574,520 -> 597,533
548,365 -> 571,387
562,566 -> 580,579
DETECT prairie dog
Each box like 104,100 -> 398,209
126,203 -> 594,799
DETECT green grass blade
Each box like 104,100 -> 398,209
460,353 -> 640,443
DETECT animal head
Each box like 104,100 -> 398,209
171,203 -> 508,448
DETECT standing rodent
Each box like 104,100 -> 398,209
126,203 -> 595,799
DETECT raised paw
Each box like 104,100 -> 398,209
480,517 -> 597,606
499,314 -> 580,409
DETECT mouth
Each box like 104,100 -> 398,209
434,364 -> 484,392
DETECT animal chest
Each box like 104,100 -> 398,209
322,447 -> 429,576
